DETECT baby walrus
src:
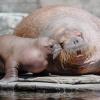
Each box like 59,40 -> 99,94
0,34 -> 55,82
15,6 -> 100,75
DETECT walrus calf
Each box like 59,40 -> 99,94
15,6 -> 100,75
0,35 -> 55,82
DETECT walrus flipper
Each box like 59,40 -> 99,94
0,58 -> 18,83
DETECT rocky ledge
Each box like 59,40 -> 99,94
0,75 -> 100,92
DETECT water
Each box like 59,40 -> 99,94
0,91 -> 100,100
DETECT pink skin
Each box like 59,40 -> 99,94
0,35 -> 55,82
20,48 -> 48,73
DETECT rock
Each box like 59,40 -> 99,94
0,13 -> 27,34
0,75 -> 100,91
18,75 -> 100,84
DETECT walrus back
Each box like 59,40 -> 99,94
15,6 -> 100,38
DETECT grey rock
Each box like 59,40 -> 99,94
0,75 -> 100,91
0,13 -> 27,35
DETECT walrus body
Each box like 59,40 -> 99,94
15,6 -> 100,75
0,35 -> 55,82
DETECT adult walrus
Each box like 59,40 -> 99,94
15,6 -> 100,75
0,34 -> 55,82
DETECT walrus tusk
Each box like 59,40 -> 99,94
52,43 -> 62,59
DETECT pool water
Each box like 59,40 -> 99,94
0,91 -> 100,100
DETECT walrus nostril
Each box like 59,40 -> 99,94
73,40 -> 79,44
76,50 -> 81,55
73,41 -> 76,44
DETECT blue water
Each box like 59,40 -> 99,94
0,91 -> 100,100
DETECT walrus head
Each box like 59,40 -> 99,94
52,29 -> 96,66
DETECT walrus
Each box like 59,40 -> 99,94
15,6 -> 100,75
0,34 -> 55,82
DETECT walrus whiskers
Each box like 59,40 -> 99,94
59,45 -> 96,67
85,46 -> 96,61
59,50 -> 67,69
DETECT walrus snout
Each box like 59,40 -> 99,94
64,36 -> 88,52
52,36 -> 90,65
72,38 -> 84,56
52,36 -> 87,59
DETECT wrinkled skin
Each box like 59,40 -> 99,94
47,29 -> 100,75
15,6 -> 100,75
0,35 -> 55,82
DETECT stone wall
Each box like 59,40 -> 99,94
41,0 -> 100,17
0,0 -> 100,17
0,0 -> 100,35
0,0 -> 41,13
